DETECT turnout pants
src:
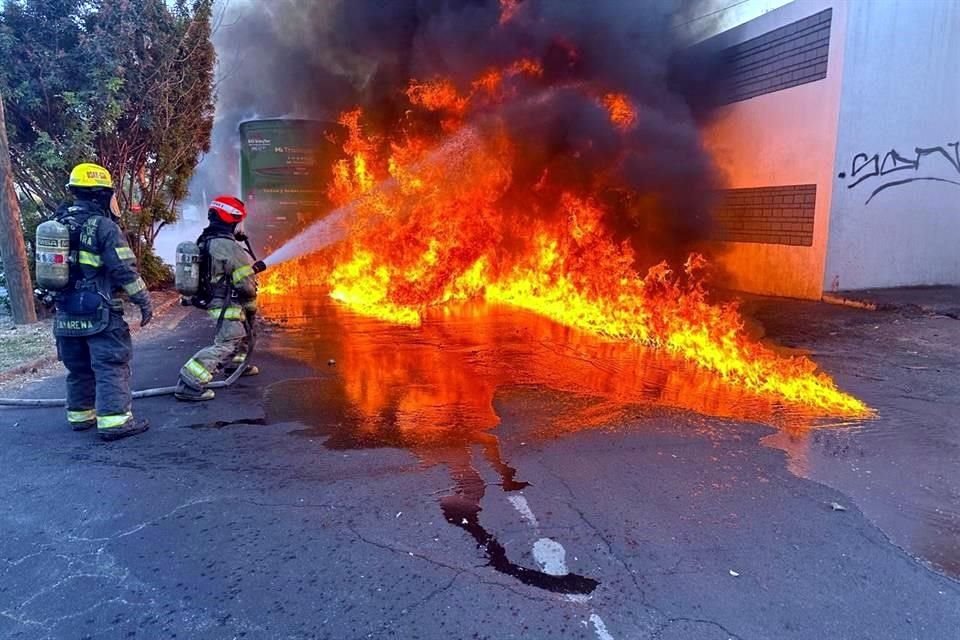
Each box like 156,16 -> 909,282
57,313 -> 135,431
179,307 -> 251,388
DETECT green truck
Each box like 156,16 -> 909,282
238,118 -> 342,252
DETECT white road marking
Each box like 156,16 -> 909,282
507,494 -> 540,528
500,488 -> 614,638
564,593 -> 592,603
533,537 -> 568,576
589,613 -> 615,640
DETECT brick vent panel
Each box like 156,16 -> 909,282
714,184 -> 816,246
722,8 -> 832,104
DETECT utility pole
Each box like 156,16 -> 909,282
0,90 -> 38,324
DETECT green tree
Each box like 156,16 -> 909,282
84,0 -> 216,257
0,0 -> 94,210
0,0 -> 216,282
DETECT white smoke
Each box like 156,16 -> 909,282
262,206 -> 352,268
185,0 -> 366,212
154,205 -> 208,265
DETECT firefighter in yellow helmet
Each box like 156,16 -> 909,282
52,163 -> 153,440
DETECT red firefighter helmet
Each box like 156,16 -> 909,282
209,195 -> 247,224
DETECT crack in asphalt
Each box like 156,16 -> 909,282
539,464 -> 650,598
540,461 -> 748,640
0,539 -> 149,635
1,556 -> 152,637
651,615 -> 746,640
0,494 -> 361,636
347,525 -> 469,575
0,609 -> 51,634
239,498 -> 352,510
473,575 -> 562,604
0,546 -> 54,567
64,497 -> 216,544
350,571 -> 464,640
347,525 -> 559,607
558,494 -> 648,596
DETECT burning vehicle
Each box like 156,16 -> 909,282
238,118 -> 342,255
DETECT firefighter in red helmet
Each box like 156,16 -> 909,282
176,196 -> 263,401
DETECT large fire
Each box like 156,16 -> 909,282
261,58 -> 870,419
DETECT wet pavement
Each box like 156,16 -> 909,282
825,285 -> 960,317
745,298 -> 960,579
0,293 -> 958,639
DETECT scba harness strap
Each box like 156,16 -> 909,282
53,214 -> 111,338
54,209 -> 141,337
58,213 -> 100,269
191,231 -> 237,309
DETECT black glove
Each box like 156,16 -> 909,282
131,291 -> 154,327
252,260 -> 267,274
139,300 -> 154,327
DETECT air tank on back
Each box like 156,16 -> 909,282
175,241 -> 201,296
35,220 -> 71,290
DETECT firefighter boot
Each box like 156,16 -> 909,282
225,363 -> 260,377
67,409 -> 97,431
99,419 -> 150,442
71,418 -> 97,432
174,378 -> 215,402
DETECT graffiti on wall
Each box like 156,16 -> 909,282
838,141 -> 960,204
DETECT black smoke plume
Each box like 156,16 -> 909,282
195,0 -> 729,268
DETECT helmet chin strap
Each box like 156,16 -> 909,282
206,215 -> 238,233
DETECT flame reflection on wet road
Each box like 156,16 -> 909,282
257,293 -> 865,592
262,293 -> 844,437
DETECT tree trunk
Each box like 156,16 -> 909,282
0,91 -> 38,324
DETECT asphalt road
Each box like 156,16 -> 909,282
1,299 -> 958,640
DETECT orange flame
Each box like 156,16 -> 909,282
407,78 -> 469,116
262,61 -> 870,419
602,92 -> 637,129
508,58 -> 544,78
329,108 -> 377,200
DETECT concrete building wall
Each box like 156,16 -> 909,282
825,0 -> 960,291
701,0 -> 848,299
678,0 -> 794,44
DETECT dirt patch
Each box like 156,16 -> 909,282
0,316 -> 55,372
0,290 -> 182,383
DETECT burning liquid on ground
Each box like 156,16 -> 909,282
261,295 -> 866,442
258,62 -> 869,419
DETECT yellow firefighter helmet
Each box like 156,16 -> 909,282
67,163 -> 114,189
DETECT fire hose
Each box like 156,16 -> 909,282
0,311 -> 257,408
0,257 -> 266,410
0,364 -> 250,407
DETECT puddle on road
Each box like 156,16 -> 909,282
240,294 -> 960,583
265,375 -> 599,594
262,294 -> 837,435
764,404 -> 960,577
740,302 -> 960,578
254,294 -> 871,591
